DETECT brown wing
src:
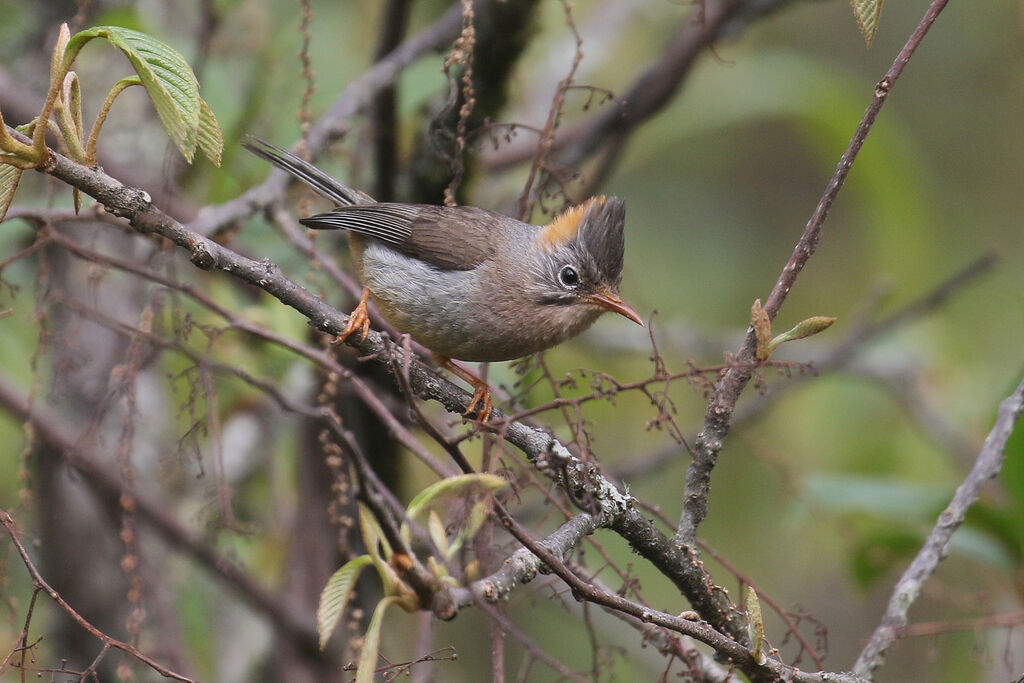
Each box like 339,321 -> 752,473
300,204 -> 517,270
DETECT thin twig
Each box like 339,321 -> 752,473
489,501 -> 868,683
0,374 -> 322,654
853,373 -> 1024,678
16,127 -> 745,642
901,611 -> 1024,638
187,0 -> 471,235
613,252 -> 996,483
1,510 -> 196,682
676,0 -> 953,548
483,0 -> 798,173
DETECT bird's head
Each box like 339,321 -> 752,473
532,196 -> 642,326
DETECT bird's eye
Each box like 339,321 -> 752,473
558,265 -> 579,288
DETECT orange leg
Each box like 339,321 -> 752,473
336,288 -> 371,343
436,356 -> 493,422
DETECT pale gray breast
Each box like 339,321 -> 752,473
359,235 -> 607,362
359,242 -> 486,358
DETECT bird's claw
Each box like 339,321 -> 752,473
464,385 -> 493,423
335,290 -> 371,343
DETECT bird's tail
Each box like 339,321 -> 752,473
243,136 -> 375,207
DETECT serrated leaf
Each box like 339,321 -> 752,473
317,555 -> 372,651
356,596 -> 401,683
0,164 -> 23,222
405,473 -> 508,522
197,97 -> 223,166
67,26 -> 200,161
851,0 -> 884,48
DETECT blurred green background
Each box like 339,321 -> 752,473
0,0 -> 1022,681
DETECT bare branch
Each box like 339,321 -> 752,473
16,129 -> 745,642
1,509 -> 196,682
450,513 -> 598,609
676,0 -> 953,548
0,374 -> 322,655
489,500 -> 868,683
483,0 -> 799,174
611,253 -> 997,483
187,0 -> 470,235
853,373 -> 1024,678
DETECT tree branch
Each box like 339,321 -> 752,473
187,0 -> 471,235
0,374 -> 323,657
1,509 -> 196,682
12,126 -> 744,642
853,373 -> 1024,678
450,513 -> 598,609
676,0 -> 953,548
483,0 -> 799,175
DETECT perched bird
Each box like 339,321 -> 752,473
245,137 -> 642,421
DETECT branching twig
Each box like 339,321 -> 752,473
488,502 -> 868,683
612,252 -> 996,484
483,0 -> 799,174
0,374 -> 322,655
1,510 -> 196,682
11,127 -> 746,643
676,0 -> 953,548
187,0 -> 471,235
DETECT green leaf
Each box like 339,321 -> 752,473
0,163 -> 23,223
402,474 -> 506,558
803,474 -> 949,519
317,555 -> 372,651
358,504 -> 397,595
197,97 -> 223,166
356,596 -> 401,683
446,499 -> 490,558
405,473 -> 508,522
67,26 -> 201,161
745,586 -> 765,664
427,509 -> 449,556
850,0 -> 884,48
851,525 -> 920,589
767,316 -> 836,355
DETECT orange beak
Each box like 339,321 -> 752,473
588,289 -> 644,326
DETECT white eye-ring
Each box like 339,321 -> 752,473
558,264 -> 580,288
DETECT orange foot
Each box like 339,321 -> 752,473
465,383 -> 493,423
437,356 -> 494,423
337,288 -> 371,343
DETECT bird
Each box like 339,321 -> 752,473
245,137 -> 643,421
